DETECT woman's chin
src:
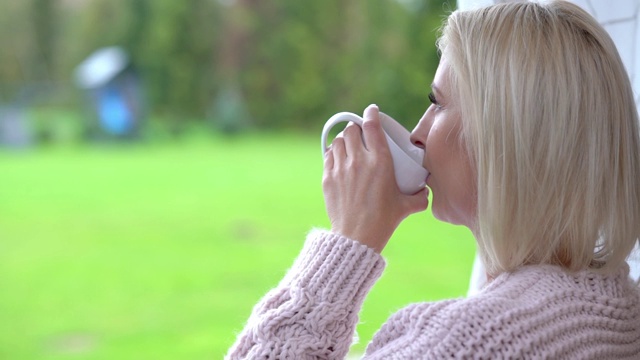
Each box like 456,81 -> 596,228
431,205 -> 466,227
430,205 -> 449,223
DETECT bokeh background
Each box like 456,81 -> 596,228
0,0 -> 479,359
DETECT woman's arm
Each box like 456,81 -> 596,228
225,230 -> 385,360
227,105 -> 426,359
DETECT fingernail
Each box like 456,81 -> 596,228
365,104 -> 378,118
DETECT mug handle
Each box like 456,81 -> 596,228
321,112 -> 364,157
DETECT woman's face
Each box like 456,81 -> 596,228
410,58 -> 477,228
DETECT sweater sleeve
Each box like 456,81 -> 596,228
225,229 -> 386,360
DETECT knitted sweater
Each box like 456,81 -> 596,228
226,230 -> 640,359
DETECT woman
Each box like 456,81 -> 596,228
227,1 -> 640,358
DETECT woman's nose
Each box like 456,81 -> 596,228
410,131 -> 425,149
410,113 -> 430,149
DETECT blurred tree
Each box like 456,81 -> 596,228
383,0 -> 455,123
140,0 -> 218,119
210,0 -> 255,133
70,0 -> 218,123
122,0 -> 149,59
235,0 -> 370,129
234,0 -> 450,130
0,0 -> 454,131
31,0 -> 56,81
0,2 -> 40,101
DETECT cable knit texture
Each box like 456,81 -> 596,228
226,230 -> 640,359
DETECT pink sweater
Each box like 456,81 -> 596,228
226,230 -> 640,359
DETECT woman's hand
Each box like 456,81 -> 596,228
323,104 -> 429,253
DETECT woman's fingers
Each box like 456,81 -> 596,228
324,147 -> 335,171
330,136 -> 346,168
323,105 -> 429,253
361,105 -> 390,157
343,122 -> 364,158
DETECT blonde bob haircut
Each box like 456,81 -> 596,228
438,1 -> 640,276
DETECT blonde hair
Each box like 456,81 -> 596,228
438,1 -> 640,276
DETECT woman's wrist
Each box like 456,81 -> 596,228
331,225 -> 393,253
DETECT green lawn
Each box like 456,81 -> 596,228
0,133 -> 476,359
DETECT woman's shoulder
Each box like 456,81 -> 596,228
460,264 -> 640,335
482,263 -> 640,302
365,265 -> 640,359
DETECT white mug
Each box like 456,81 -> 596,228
321,111 -> 429,195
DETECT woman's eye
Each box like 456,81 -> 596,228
428,92 -> 439,106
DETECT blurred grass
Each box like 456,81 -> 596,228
0,132 -> 475,359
